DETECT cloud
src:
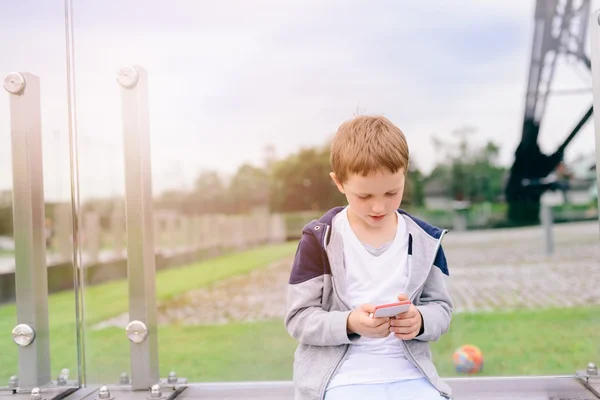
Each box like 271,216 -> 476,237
0,0 -> 597,202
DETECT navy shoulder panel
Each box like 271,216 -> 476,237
434,246 -> 449,276
300,206 -> 345,247
288,231 -> 331,284
398,208 -> 444,240
290,207 -> 345,284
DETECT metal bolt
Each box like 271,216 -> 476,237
167,371 -> 177,384
57,375 -> 67,386
12,324 -> 36,347
588,362 -> 598,375
31,388 -> 42,400
116,65 -> 139,89
125,320 -> 148,343
148,384 -> 164,399
3,73 -> 26,95
119,372 -> 130,385
8,376 -> 18,389
97,385 -> 114,400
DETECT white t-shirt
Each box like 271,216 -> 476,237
327,207 -> 423,390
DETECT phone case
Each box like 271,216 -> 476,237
372,300 -> 411,318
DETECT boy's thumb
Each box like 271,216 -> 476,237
397,294 -> 408,301
361,304 -> 375,313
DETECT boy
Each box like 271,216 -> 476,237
284,115 -> 453,400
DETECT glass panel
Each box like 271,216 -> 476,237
70,0 -> 599,389
0,0 -> 79,390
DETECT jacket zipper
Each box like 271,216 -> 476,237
400,342 -> 450,398
408,229 -> 448,303
318,345 -> 349,399
318,274 -> 351,399
401,229 -> 451,398
325,224 -> 352,310
319,225 -> 353,399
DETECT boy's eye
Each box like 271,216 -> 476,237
357,192 -> 397,200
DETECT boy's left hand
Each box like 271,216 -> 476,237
389,294 -> 422,340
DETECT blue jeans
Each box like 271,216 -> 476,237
324,378 -> 445,400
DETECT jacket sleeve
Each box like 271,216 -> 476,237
415,246 -> 453,342
284,231 -> 354,346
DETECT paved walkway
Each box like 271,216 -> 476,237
443,221 -> 599,312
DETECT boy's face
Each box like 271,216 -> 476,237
330,168 -> 406,229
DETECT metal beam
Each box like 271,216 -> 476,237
555,105 -> 594,155
3,72 -> 51,388
117,65 -> 159,390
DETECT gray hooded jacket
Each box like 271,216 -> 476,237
284,207 -> 454,399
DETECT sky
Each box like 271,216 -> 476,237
0,0 -> 599,202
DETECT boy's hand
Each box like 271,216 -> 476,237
347,304 -> 390,338
390,294 -> 422,340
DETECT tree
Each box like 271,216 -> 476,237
427,127 -> 506,204
270,145 -> 345,212
228,163 -> 270,213
185,170 -> 228,214
404,164 -> 426,207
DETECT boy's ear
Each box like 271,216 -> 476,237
329,172 -> 345,194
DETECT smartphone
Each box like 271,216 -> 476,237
372,300 -> 411,318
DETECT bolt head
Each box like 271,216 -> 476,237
31,388 -> 42,400
3,73 -> 26,95
12,324 -> 36,347
98,386 -> 112,400
117,65 -> 139,89
119,372 -> 130,384
125,320 -> 148,343
146,384 -> 163,400
149,384 -> 163,399
9,376 -> 18,388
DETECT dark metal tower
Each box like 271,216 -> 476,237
505,0 -> 593,224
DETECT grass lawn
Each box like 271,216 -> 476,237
80,307 -> 600,382
1,240 -> 597,383
2,308 -> 598,383
0,241 -> 299,380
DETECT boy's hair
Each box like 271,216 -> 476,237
330,115 -> 409,184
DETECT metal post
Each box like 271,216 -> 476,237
590,11 -> 600,222
117,65 -> 159,390
540,202 -> 554,256
3,72 -> 51,388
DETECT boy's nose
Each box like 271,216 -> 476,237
372,203 -> 385,214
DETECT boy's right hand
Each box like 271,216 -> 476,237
347,304 -> 391,338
